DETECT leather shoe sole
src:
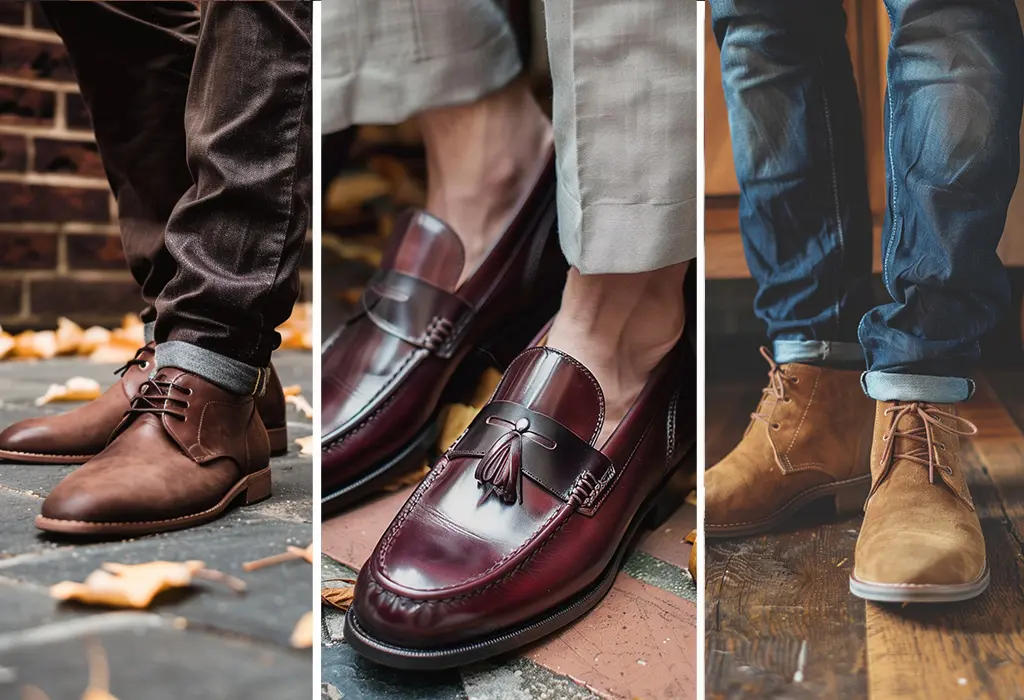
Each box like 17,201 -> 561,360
343,452 -> 694,670
849,565 -> 990,603
34,467 -> 273,538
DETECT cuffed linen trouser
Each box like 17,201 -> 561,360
43,1 -> 312,396
323,0 -> 698,274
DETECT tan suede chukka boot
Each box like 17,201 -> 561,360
705,348 -> 874,538
850,400 -> 987,603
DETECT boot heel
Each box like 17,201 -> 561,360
832,476 -> 870,516
244,468 -> 273,505
267,426 -> 289,456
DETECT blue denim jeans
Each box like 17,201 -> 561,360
710,0 -> 1024,403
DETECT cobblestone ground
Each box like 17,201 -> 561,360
0,352 -> 313,700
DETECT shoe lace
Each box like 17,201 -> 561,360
750,347 -> 796,429
872,402 -> 978,492
114,346 -> 151,377
125,379 -> 192,421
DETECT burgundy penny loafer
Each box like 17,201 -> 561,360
0,343 -> 289,464
343,338 -> 697,669
320,151 -> 566,514
35,367 -> 272,538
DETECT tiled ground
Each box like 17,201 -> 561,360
321,471 -> 697,700
0,352 -> 314,700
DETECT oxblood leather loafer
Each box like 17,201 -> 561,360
0,342 -> 289,463
344,339 -> 696,669
320,152 -> 566,514
35,367 -> 272,538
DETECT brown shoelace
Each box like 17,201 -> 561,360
870,402 -> 978,495
750,346 -> 797,430
125,379 -> 192,422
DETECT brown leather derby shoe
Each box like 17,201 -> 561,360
320,152 -> 566,514
344,337 -> 696,669
0,342 -> 289,464
35,367 -> 272,537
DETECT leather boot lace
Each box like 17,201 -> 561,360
114,346 -> 151,377
125,379 -> 193,422
750,347 -> 797,430
869,402 -> 978,497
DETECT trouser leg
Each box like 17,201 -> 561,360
710,0 -> 873,365
39,2 -> 198,343
544,0 -> 698,275
859,0 -> 1024,402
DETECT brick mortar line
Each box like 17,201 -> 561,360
0,24 -> 62,44
0,124 -> 93,141
0,74 -> 78,92
0,170 -> 110,189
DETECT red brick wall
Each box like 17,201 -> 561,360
0,2 -> 312,331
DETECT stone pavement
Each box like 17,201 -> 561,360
321,455 -> 698,700
0,351 -> 313,700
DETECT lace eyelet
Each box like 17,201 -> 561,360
936,443 -> 946,451
771,423 -> 780,431
882,434 -> 889,441
784,398 -> 792,404
185,388 -> 194,395
790,377 -> 800,384
140,361 -> 149,370
184,402 -> 190,409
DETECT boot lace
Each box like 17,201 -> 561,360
114,346 -> 151,377
750,347 -> 797,430
873,402 -> 978,492
125,379 -> 192,422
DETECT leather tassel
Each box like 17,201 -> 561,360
476,430 -> 523,505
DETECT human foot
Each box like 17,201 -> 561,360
545,264 -> 688,447
419,77 -> 553,285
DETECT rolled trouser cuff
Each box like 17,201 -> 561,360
773,340 -> 863,365
143,322 -> 156,345
156,341 -> 268,396
861,371 -> 975,403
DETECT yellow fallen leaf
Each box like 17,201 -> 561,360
55,317 -> 84,355
78,326 -> 112,355
321,234 -> 383,268
290,611 -> 313,648
381,464 -> 430,492
321,579 -> 357,612
87,344 -> 139,365
469,367 -> 503,408
51,561 -> 245,609
13,330 -> 58,360
286,393 -> 313,420
35,377 -> 102,406
82,638 -> 117,700
242,544 -> 313,572
296,435 -> 313,456
0,332 -> 14,360
282,384 -> 302,397
685,530 -> 697,581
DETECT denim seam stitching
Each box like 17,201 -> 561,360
883,3 -> 899,292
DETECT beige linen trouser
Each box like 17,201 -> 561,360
323,0 -> 696,274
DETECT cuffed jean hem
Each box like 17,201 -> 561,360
860,371 -> 975,403
143,322 -> 155,345
773,340 -> 863,365
156,341 -> 268,396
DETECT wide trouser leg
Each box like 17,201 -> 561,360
859,0 -> 1024,402
152,1 -> 312,395
38,2 -> 198,342
543,0 -> 697,275
710,0 -> 873,365
322,0 -> 522,132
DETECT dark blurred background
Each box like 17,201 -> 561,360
0,1 -> 312,332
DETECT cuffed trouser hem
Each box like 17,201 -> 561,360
861,371 -> 975,403
323,27 -> 522,132
156,341 -> 268,396
773,340 -> 863,366
143,322 -> 156,345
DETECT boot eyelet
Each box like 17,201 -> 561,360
185,388 -> 194,395
784,397 -> 792,404
771,423 -> 780,430
937,443 -> 946,451
790,377 -> 800,384
140,361 -> 149,370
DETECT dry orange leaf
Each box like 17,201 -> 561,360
35,377 -> 102,406
296,435 -> 313,456
290,611 -> 313,648
286,393 -> 313,420
282,384 -> 302,396
685,530 -> 697,581
55,317 -> 84,355
51,560 -> 245,609
0,332 -> 14,360
321,579 -> 357,612
78,326 -> 112,355
13,330 -> 58,360
242,544 -> 313,572
381,465 -> 430,492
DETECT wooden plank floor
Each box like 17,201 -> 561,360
705,372 -> 1024,700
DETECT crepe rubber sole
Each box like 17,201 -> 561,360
34,467 -> 272,537
850,565 -> 990,603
